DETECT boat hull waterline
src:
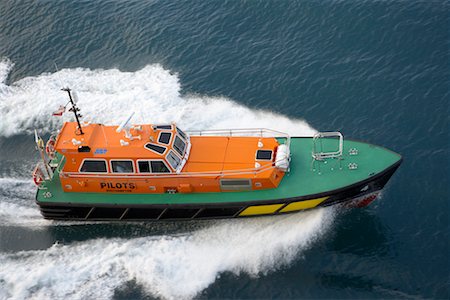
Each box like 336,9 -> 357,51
35,136 -> 402,221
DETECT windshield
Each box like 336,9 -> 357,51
173,135 -> 186,157
166,150 -> 181,170
176,126 -> 188,140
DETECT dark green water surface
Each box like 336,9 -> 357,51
0,1 -> 448,299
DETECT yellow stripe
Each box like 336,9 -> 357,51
279,197 -> 329,213
239,204 -> 284,216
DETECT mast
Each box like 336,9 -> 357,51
62,87 -> 84,135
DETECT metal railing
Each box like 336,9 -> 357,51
58,128 -> 291,179
312,131 -> 343,161
187,128 -> 290,147
61,157 -> 289,180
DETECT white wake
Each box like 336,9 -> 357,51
0,208 -> 335,300
0,58 -> 315,137
0,59 -> 329,300
0,177 -> 48,227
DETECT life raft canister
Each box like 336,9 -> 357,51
45,136 -> 56,159
32,165 -> 45,186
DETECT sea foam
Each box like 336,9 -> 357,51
0,177 -> 51,227
0,59 -> 315,137
0,60 -> 329,300
0,208 -> 335,300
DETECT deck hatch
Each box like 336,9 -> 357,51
220,179 -> 252,191
78,146 -> 91,153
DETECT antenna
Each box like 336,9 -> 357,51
116,112 -> 135,133
53,62 -> 65,88
62,87 -> 84,135
34,129 -> 40,144
53,62 -> 84,134
72,90 -> 79,103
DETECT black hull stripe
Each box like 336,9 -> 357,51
37,161 -> 400,221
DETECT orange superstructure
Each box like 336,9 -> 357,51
54,121 -> 290,194
33,88 -> 402,222
32,88 -> 401,221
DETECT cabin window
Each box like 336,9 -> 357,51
176,127 -> 188,141
138,160 -> 170,173
220,179 -> 252,191
151,161 -> 170,173
166,150 -> 181,170
138,161 -> 150,173
111,160 -> 134,173
256,150 -> 273,160
158,132 -> 172,145
145,143 -> 166,154
80,160 -> 107,173
154,125 -> 172,130
173,135 -> 186,156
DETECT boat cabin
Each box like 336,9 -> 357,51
53,122 -> 289,194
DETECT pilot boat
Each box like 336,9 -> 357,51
33,88 -> 402,221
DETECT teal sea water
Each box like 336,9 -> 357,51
0,1 -> 448,299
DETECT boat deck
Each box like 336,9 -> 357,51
37,137 -> 401,206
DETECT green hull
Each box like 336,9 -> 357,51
36,137 -> 402,220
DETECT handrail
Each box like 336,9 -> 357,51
57,128 -> 291,179
187,127 -> 288,137
187,128 -> 291,148
61,156 -> 289,179
312,131 -> 343,160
